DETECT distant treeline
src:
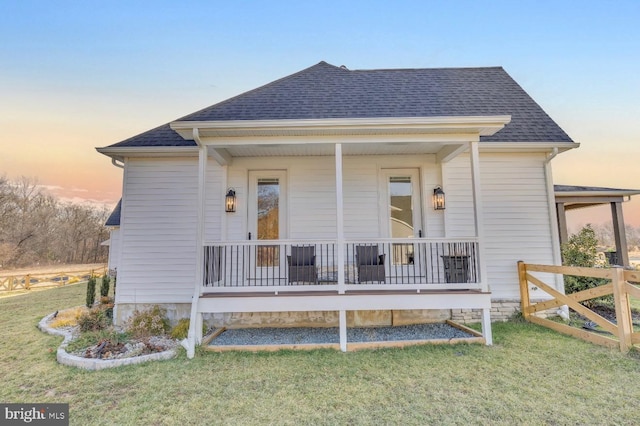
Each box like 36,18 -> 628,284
0,176 -> 110,268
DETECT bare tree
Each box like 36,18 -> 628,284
0,176 -> 110,268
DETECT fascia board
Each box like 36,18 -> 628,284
170,115 -> 512,139
96,146 -> 199,160
557,191 -> 640,198
200,133 -> 480,147
479,142 -> 580,153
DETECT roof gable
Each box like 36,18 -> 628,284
108,61 -> 572,148
105,199 -> 121,227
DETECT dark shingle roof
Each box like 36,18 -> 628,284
105,199 -> 121,227
109,61 -> 572,147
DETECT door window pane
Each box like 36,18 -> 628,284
257,178 -> 279,266
257,178 -> 279,240
389,177 -> 414,238
389,176 -> 414,265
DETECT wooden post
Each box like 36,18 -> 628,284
517,261 -> 530,319
556,203 -> 568,248
611,202 -> 630,267
611,267 -> 633,353
25,274 -> 31,290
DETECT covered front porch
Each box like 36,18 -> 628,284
177,117 -> 510,357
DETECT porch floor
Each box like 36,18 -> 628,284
206,321 -> 484,352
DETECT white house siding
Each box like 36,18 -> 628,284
343,155 -> 443,239
442,155 -> 476,238
107,227 -> 120,272
204,160 -> 225,241
479,152 -> 555,300
223,154 -> 443,241
116,157 -> 198,305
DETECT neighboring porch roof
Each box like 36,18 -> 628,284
99,61 -> 574,153
554,185 -> 640,210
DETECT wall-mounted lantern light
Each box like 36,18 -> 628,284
225,189 -> 236,213
433,186 -> 445,210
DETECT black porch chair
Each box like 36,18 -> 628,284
287,246 -> 318,284
356,245 -> 386,283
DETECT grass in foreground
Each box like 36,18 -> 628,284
1,285 -> 640,425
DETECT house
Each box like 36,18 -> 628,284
97,61 -> 578,357
104,199 -> 121,275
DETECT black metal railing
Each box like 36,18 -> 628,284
204,240 -> 479,287
345,240 -> 478,284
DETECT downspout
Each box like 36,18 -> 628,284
111,158 -> 125,169
543,147 -> 560,266
110,156 -> 124,323
184,129 -> 206,358
543,147 -> 568,318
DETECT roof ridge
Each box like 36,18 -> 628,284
177,61 -> 343,121
351,65 -> 505,72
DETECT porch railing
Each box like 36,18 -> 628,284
203,239 -> 479,290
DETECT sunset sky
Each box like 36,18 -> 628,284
2,1 -> 639,232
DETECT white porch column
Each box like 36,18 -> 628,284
469,141 -> 488,292
335,143 -> 346,294
339,310 -> 347,352
187,132 -> 207,358
335,143 -> 348,352
470,141 -> 492,345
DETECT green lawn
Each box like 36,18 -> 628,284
2,285 -> 640,425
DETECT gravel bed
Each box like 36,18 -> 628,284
210,323 -> 475,346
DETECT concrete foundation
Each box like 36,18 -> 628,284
114,300 -> 539,328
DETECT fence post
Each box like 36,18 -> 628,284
612,267 -> 633,353
517,261 -> 530,320
25,274 -> 31,290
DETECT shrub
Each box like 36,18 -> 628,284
66,328 -> 130,353
86,276 -> 96,308
170,318 -> 209,340
99,296 -> 113,305
127,305 -> 170,338
77,305 -> 111,332
170,318 -> 191,340
100,275 -> 110,298
49,306 -> 88,328
561,224 -> 610,306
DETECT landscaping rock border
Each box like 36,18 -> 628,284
38,311 -> 178,370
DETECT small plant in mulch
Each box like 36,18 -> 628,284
126,305 -> 171,339
169,318 -> 209,340
170,318 -> 191,340
77,304 -> 112,332
48,306 -> 88,328
100,275 -> 110,298
85,276 -> 97,308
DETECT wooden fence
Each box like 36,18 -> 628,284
0,265 -> 107,293
518,261 -> 640,353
